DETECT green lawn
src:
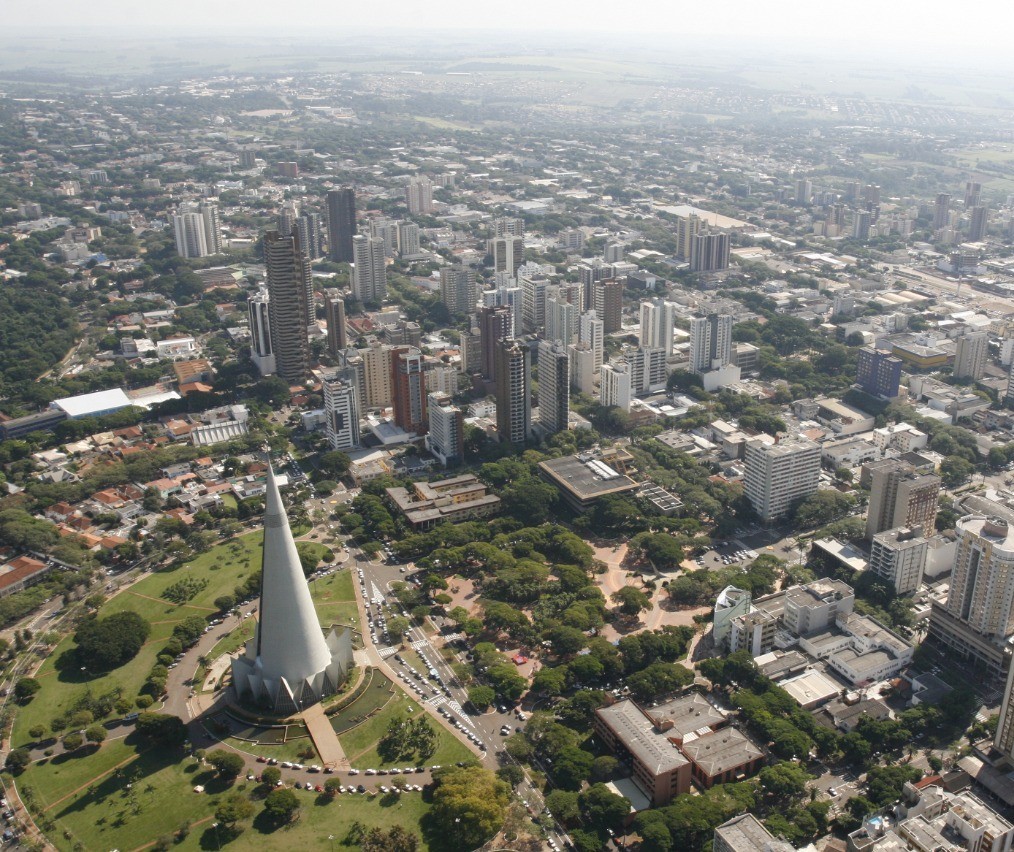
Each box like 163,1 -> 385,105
340,692 -> 473,770
223,733 -> 318,764
21,737 -> 433,852
12,532 -> 266,748
23,739 -> 215,852
309,568 -> 359,630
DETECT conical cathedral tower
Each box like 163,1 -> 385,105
231,465 -> 352,714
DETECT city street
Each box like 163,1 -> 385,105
352,547 -> 569,848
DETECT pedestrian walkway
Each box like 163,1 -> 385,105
302,703 -> 348,768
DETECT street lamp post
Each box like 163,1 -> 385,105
328,834 -> 335,852
211,822 -> 220,852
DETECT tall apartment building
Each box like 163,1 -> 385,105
870,527 -> 929,595
578,259 -> 612,310
439,266 -> 475,315
965,181 -> 983,208
954,331 -> 989,380
326,187 -> 356,263
368,217 -> 398,258
405,178 -> 433,215
592,278 -> 623,333
478,305 -> 512,381
520,271 -> 550,334
744,437 -> 821,523
351,235 -> 387,304
390,347 -> 427,435
324,290 -> 347,357
627,347 -> 668,395
639,297 -> 676,354
537,340 -> 570,436
856,347 -> 902,398
545,291 -> 577,345
933,193 -> 952,230
172,202 -> 222,258
248,287 -> 276,377
277,202 -> 298,237
482,283 -> 522,338
295,211 -> 323,260
969,206 -> 989,242
865,459 -> 940,540
493,216 -> 524,238
323,371 -> 361,451
690,232 -> 731,273
689,314 -> 733,374
794,177 -> 813,204
930,515 -> 1014,676
569,343 -> 596,394
425,392 -> 465,467
361,344 -> 393,409
397,221 -> 421,258
675,214 -> 701,261
489,236 -> 524,278
495,339 -> 531,447
336,348 -> 366,413
263,231 -> 311,384
600,362 -> 632,410
579,311 -> 604,375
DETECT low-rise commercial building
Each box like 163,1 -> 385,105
385,475 -> 501,530
538,449 -> 639,512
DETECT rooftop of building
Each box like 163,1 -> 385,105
785,578 -> 855,608
538,453 -> 639,500
714,813 -> 794,852
645,692 -> 726,738
778,669 -> 842,707
594,700 -> 689,775
680,727 -> 763,778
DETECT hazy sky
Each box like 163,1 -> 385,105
4,0 -> 1005,50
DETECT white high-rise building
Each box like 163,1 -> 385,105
231,466 -> 353,713
568,343 -> 596,394
689,314 -> 733,373
639,298 -> 677,355
368,218 -> 398,258
743,437 -> 821,523
351,235 -> 387,304
580,311 -> 605,375
172,202 -> 222,258
397,221 -> 421,258
520,271 -> 550,334
600,362 -> 632,410
323,372 -> 361,451
405,178 -> 433,215
545,293 -> 577,345
537,340 -> 570,436
628,347 -> 668,395
426,392 -> 465,467
869,527 -> 928,595
248,287 -> 276,377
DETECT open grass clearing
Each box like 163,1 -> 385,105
11,532 -> 265,749
341,691 -> 472,770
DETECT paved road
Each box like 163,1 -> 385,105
354,549 -> 569,849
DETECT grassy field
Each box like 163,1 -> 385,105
12,532 -> 266,748
20,736 -> 433,851
341,692 -> 473,770
309,568 -> 358,629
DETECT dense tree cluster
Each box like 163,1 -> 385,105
73,610 -> 151,671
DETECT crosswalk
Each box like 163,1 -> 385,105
427,694 -> 472,727
378,646 -> 399,659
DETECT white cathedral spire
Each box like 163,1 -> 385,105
231,464 -> 352,714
